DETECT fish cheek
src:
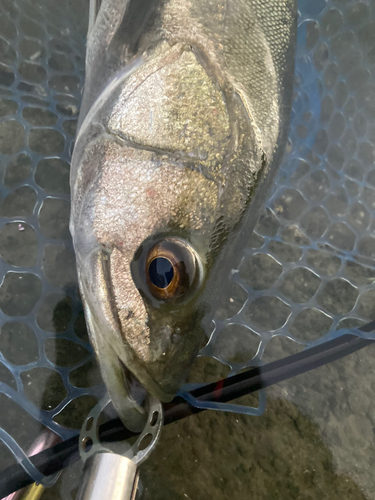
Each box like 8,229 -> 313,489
109,247 -> 152,360
136,303 -> 206,398
78,249 -> 123,349
80,246 -> 151,372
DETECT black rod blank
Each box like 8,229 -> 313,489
0,322 -> 374,498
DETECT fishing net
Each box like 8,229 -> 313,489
0,0 -> 101,482
191,0 -> 375,412
0,0 -> 375,497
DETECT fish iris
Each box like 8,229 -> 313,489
142,238 -> 200,301
149,257 -> 174,289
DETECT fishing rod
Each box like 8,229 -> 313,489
0,321 -> 374,498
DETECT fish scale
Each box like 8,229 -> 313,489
0,0 -> 375,498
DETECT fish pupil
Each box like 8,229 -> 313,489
149,258 -> 174,288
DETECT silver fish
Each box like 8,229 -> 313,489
70,0 -> 297,430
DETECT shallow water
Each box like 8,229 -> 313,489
1,0 -> 375,498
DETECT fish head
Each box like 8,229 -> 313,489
72,43 -> 271,409
74,138 -> 225,403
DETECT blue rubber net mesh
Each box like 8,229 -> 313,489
0,0 -> 100,472
1,0 -> 375,497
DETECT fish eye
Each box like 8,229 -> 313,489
145,239 -> 198,300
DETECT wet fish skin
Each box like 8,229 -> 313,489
70,0 -> 297,429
